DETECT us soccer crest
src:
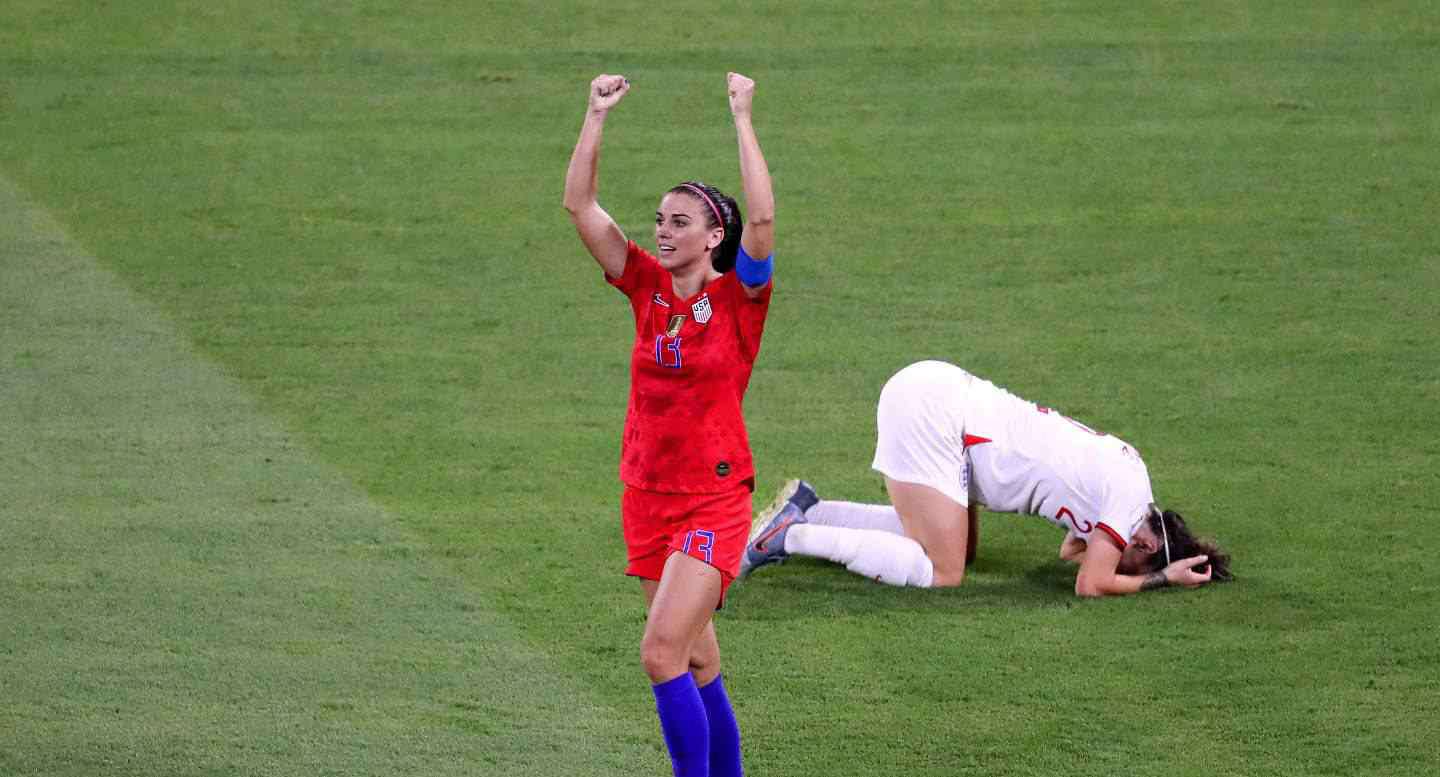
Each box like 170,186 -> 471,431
692,295 -> 712,325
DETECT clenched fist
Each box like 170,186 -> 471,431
589,74 -> 630,113
727,72 -> 755,117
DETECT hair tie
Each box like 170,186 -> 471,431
679,183 -> 724,228
1151,505 -> 1171,566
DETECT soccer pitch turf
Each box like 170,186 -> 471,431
3,2 -> 1437,775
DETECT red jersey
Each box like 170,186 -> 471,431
607,241 -> 772,493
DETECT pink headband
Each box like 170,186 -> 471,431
679,183 -> 724,228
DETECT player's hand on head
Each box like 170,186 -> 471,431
1164,555 -> 1212,588
727,72 -> 755,116
589,74 -> 630,112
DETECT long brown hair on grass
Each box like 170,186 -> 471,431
1146,509 -> 1233,582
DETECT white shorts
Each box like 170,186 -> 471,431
870,360 -> 976,508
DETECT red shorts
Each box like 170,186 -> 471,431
622,486 -> 751,606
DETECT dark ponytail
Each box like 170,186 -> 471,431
1146,509 -> 1234,582
670,180 -> 744,273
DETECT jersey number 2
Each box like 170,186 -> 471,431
1056,506 -> 1093,533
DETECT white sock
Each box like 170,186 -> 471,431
806,500 -> 906,536
784,524 -> 934,587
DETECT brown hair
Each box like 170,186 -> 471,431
669,180 -> 743,273
1145,509 -> 1233,582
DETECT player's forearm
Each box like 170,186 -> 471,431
563,110 -> 609,213
1075,570 -> 1166,597
733,115 -> 774,230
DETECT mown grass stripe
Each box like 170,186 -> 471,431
0,173 -> 648,777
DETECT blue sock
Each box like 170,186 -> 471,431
652,673 -> 710,776
699,674 -> 744,777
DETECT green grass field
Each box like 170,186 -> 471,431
3,2 -> 1437,775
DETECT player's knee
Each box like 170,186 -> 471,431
639,630 -> 688,680
929,561 -> 967,587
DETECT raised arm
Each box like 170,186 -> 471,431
726,72 -> 774,296
563,74 -> 631,278
1073,537 -> 1212,597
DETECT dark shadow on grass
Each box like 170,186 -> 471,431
727,557 -> 1083,621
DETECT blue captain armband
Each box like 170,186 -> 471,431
735,244 -> 774,287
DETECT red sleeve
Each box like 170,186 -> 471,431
734,276 -> 772,363
606,241 -> 661,297
1095,522 -> 1127,550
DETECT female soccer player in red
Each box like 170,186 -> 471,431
563,71 -> 775,777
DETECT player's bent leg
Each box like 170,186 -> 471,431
642,553 -> 722,777
885,477 -> 970,587
807,500 -> 907,535
639,570 -> 723,679
641,551 -> 723,682
643,569 -> 722,685
784,524 -> 934,587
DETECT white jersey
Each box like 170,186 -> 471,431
872,361 -> 1155,549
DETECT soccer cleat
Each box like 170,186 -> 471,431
739,479 -> 819,578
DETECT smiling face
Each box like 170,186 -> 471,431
655,191 -> 724,272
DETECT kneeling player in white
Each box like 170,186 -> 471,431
741,360 -> 1231,596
